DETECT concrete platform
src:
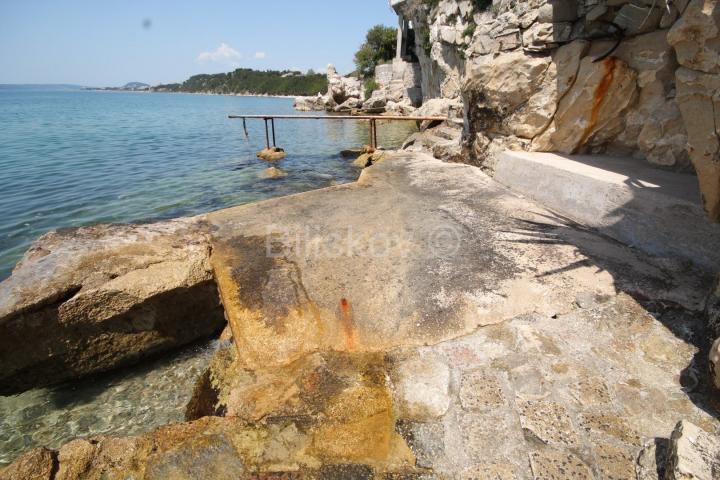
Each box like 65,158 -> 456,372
495,151 -> 720,273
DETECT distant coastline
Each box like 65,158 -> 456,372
84,88 -> 297,99
83,68 -> 329,98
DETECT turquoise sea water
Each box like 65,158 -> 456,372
0,87 -> 417,466
0,86 -> 415,280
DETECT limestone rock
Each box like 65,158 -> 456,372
293,94 -> 326,112
522,22 -> 573,52
260,166 -> 287,179
665,420 -> 720,480
532,56 -> 638,154
508,40 -> 589,139
667,0 -> 720,74
675,67 -> 720,221
257,147 -> 287,162
327,64 -> 362,106
415,97 -> 463,119
708,275 -> 720,336
362,90 -> 388,111
0,448 -> 55,480
610,30 -> 689,168
390,354 -> 451,419
710,337 -> 720,391
465,51 -> 552,137
0,218 -> 226,394
352,152 -> 374,168
333,97 -> 361,113
614,3 -> 664,36
709,276 -> 720,389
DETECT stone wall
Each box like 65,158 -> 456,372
364,58 -> 424,113
392,0 -> 720,222
375,63 -> 395,87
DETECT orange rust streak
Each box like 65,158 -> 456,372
340,298 -> 356,351
576,57 -> 617,152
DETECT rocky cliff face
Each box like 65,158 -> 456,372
394,0 -> 720,222
293,65 -> 363,112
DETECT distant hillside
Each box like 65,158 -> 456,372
122,82 -> 150,90
153,69 -> 328,96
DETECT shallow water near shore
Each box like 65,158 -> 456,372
0,87 -> 418,466
0,340 -> 221,467
0,86 -> 417,280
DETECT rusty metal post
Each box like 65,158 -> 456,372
271,118 -> 277,147
368,119 -> 373,149
373,119 -> 378,149
263,118 -> 270,149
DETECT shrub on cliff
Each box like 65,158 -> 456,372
354,25 -> 397,78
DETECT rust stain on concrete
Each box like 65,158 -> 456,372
339,298 -> 356,351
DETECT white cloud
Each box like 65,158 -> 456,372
254,51 -> 266,59
197,43 -> 242,65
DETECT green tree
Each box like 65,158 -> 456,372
354,25 -> 397,78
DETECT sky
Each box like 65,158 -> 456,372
0,0 -> 398,86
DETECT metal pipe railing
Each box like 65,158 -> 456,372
229,114 -> 449,149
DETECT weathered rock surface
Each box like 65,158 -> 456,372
326,64 -> 362,106
709,275 -> 720,390
294,65 -> 363,113
0,447 -> 55,480
4,152 -> 718,478
293,93 -> 327,112
665,420 -> 720,480
0,218 -> 226,394
369,58 -> 423,113
256,146 -> 287,162
393,0 -> 720,220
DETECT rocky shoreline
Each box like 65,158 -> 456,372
3,0 -> 720,478
0,218 -> 225,394
1,151 -> 720,478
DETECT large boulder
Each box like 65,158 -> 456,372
675,67 -> 720,221
532,56 -> 638,154
0,218 -> 226,394
326,64 -> 362,107
665,420 -> 720,480
293,94 -> 327,112
669,1 -> 720,221
667,0 -> 720,74
415,97 -> 463,119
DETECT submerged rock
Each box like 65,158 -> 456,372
256,147 -> 287,162
260,166 -> 287,179
0,218 -> 226,394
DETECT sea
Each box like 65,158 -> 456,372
0,85 -> 416,281
0,85 -> 417,466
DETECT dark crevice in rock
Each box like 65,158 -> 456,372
185,368 -> 225,421
48,449 -> 60,480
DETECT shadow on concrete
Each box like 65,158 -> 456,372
505,202 -> 719,421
